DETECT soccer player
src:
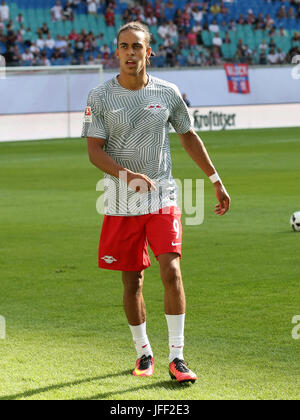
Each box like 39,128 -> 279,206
82,22 -> 230,383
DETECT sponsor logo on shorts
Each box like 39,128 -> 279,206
101,255 -> 117,264
171,242 -> 181,246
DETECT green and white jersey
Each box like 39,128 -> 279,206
82,74 -> 192,216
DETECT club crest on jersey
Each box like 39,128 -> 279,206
84,106 -> 92,122
101,255 -> 117,264
147,104 -> 162,109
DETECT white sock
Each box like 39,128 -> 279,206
165,314 -> 185,363
129,322 -> 153,359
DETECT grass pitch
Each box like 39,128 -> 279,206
0,127 -> 299,400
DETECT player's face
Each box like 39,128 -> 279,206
116,30 -> 151,75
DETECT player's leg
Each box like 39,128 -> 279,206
158,253 -> 197,383
122,270 -> 146,326
146,207 -> 197,383
157,252 -> 185,316
122,270 -> 154,377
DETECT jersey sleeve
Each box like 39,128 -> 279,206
81,89 -> 107,140
168,85 -> 192,134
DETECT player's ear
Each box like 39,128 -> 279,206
115,48 -> 119,60
146,47 -> 152,65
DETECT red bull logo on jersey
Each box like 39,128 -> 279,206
147,105 -> 162,109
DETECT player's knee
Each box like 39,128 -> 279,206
162,265 -> 182,288
123,271 -> 144,295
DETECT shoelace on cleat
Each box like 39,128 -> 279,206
138,355 -> 152,370
173,359 -> 190,373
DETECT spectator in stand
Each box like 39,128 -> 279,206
224,32 -> 231,45
187,51 -> 197,66
0,16 -> 4,31
237,14 -> 245,25
265,14 -> 274,30
287,7 -> 295,18
269,38 -> 276,50
100,43 -> 111,59
167,20 -> 178,39
267,48 -> 279,64
163,33 -> 174,48
87,0 -> 97,16
146,12 -> 157,27
277,6 -> 287,19
259,39 -> 268,53
6,45 -> 21,66
0,1 -> 9,22
211,2 -> 221,15
211,46 -> 222,65
30,41 -> 40,56
87,54 -> 95,65
55,34 -> 68,54
181,5 -> 190,28
16,24 -> 25,41
155,0 -> 164,25
45,33 -> 56,50
259,50 -> 267,65
105,5 -> 115,26
187,30 -> 197,47
22,48 -> 33,64
244,44 -> 253,63
247,9 -> 255,25
75,34 -> 84,56
38,23 -> 50,37
69,0 -> 81,10
220,1 -> 228,17
212,32 -> 223,50
174,9 -> 184,30
15,13 -> 24,25
158,21 -> 168,40
228,19 -> 236,31
40,50 -> 51,66
63,2 -> 74,20
209,19 -> 219,33
51,1 -> 63,22
68,28 -> 79,41
122,8 -> 131,24
192,6 -> 204,24
144,1 -> 154,18
24,27 -> 33,47
292,31 -> 300,43
36,34 -> 45,51
277,47 -> 286,64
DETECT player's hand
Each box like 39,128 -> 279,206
214,183 -> 231,216
126,170 -> 157,194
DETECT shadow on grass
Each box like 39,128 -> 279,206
0,370 -> 131,400
0,371 -> 185,400
75,380 -> 187,400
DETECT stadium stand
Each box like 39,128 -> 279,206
0,0 -> 300,68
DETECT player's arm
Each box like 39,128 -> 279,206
87,138 -> 156,192
178,129 -> 231,216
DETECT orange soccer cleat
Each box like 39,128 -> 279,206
169,358 -> 198,384
132,355 -> 154,377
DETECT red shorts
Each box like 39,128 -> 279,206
98,206 -> 182,271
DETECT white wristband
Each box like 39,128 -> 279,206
209,173 -> 222,184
